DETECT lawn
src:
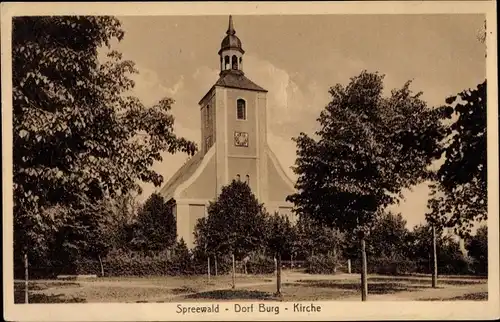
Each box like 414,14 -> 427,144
13,272 -> 488,303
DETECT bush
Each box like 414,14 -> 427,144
246,254 -> 275,274
351,257 -> 418,275
306,254 -> 341,274
72,241 -> 197,277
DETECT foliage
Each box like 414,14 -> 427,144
287,71 -> 446,236
169,239 -> 194,274
265,213 -> 296,256
193,180 -> 268,260
13,16 -> 196,257
406,223 -> 471,275
366,211 -> 410,258
426,81 -> 487,237
466,226 -> 488,275
306,253 -> 342,274
131,193 -> 176,252
245,254 -> 276,274
351,257 -> 418,275
294,216 -> 342,259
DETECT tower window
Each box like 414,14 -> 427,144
236,174 -> 241,181
224,56 -> 230,70
232,55 -> 238,70
246,175 -> 250,185
237,99 -> 246,120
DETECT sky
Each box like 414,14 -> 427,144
109,14 -> 486,230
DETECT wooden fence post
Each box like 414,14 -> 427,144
24,253 -> 29,304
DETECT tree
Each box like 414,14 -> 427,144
466,226 -> 487,275
287,71 -> 446,300
132,193 -> 176,252
426,81 -> 487,236
365,211 -> 409,259
194,180 -> 268,287
294,215 -> 341,259
265,213 -> 296,296
13,17 -> 196,266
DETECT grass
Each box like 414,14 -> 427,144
13,273 -> 488,303
419,292 -> 488,301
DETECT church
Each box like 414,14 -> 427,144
160,16 -> 296,248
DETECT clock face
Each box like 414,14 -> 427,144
234,131 -> 249,147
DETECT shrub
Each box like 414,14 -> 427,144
306,254 -> 341,274
351,257 -> 418,275
246,254 -> 275,274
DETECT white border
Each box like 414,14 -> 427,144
1,2 -> 498,321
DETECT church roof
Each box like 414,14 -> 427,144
199,71 -> 267,104
159,151 -> 204,200
215,71 -> 267,92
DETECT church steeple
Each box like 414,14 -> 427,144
227,15 -> 235,35
219,15 -> 244,74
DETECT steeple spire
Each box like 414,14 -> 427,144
226,15 -> 236,35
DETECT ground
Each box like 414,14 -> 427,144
14,271 -> 488,303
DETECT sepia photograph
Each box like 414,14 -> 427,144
1,1 -> 498,321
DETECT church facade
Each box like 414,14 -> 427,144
160,16 -> 295,248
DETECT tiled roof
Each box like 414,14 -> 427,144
199,71 -> 267,104
215,71 -> 267,92
159,151 -> 204,200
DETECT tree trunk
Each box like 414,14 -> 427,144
231,253 -> 236,289
208,256 -> 211,282
432,225 -> 438,288
361,237 -> 368,301
215,256 -> 218,276
291,254 -> 294,269
98,255 -> 104,277
24,252 -> 29,304
347,259 -> 352,274
276,253 -> 282,296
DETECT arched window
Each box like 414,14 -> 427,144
236,99 -> 246,120
236,174 -> 241,181
239,57 -> 242,64
246,175 -> 250,185
224,56 -> 230,70
232,55 -> 238,70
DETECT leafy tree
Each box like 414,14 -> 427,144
131,193 -> 176,252
426,81 -> 487,236
366,211 -> 410,259
466,226 -> 487,274
13,17 -> 196,263
407,223 -> 469,274
287,71 -> 446,299
294,216 -> 341,259
265,213 -> 296,296
194,180 -> 268,260
170,238 -> 193,275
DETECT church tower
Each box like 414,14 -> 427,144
161,16 -> 295,248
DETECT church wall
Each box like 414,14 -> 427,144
176,203 -> 191,247
201,91 -> 216,154
266,152 -> 295,203
179,152 -> 217,200
215,87 -> 228,194
188,204 -> 207,248
257,92 -> 269,204
227,157 -> 258,194
226,88 -> 258,157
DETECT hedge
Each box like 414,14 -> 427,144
306,254 -> 342,274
